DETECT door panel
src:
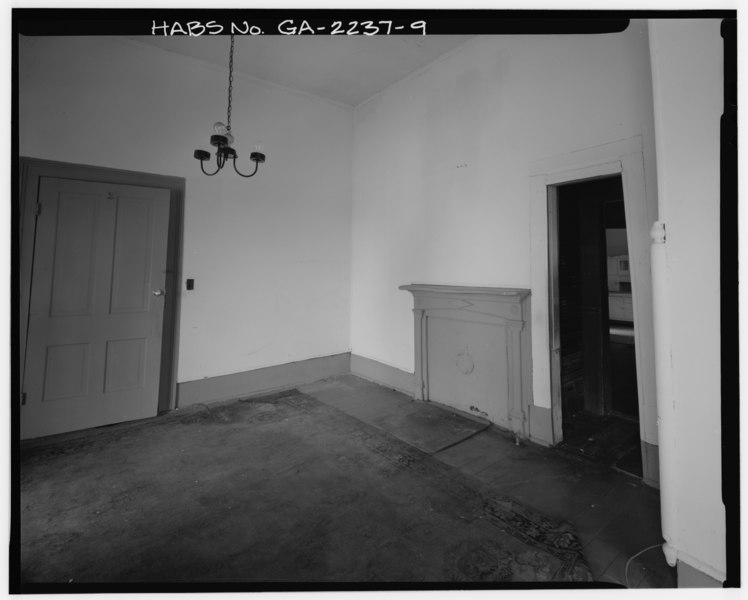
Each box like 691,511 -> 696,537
21,177 -> 171,439
111,196 -> 154,313
49,191 -> 98,317
43,342 -> 91,401
104,338 -> 147,393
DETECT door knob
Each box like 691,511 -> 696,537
152,289 -> 165,297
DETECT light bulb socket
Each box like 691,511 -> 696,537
194,149 -> 211,161
210,134 -> 229,148
250,152 -> 266,163
217,146 -> 237,159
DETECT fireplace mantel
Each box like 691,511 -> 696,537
400,284 -> 532,437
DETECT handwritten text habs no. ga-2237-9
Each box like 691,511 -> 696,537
151,20 -> 427,36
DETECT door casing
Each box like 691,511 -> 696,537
529,136 -> 659,485
18,158 -> 184,425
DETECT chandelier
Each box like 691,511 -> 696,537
193,35 -> 266,177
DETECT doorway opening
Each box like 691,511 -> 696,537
553,174 -> 642,478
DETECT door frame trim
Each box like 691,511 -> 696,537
18,157 -> 185,417
528,136 -> 659,485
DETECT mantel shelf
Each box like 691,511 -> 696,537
399,283 -> 530,299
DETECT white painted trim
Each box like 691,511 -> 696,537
350,354 -> 414,396
529,136 -> 644,177
651,221 -> 677,566
543,160 -> 622,186
528,136 -> 658,477
529,173 -> 554,412
677,550 -> 727,585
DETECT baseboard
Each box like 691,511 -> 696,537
350,354 -> 414,396
641,440 -> 660,488
528,404 -> 554,446
176,353 -> 351,408
677,558 -> 724,588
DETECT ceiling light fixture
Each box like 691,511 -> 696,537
193,35 -> 266,177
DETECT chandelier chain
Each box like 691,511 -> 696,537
193,32 -> 264,178
227,34 -> 234,132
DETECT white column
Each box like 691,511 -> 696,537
649,220 -> 677,567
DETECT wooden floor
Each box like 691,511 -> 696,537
19,373 -> 676,589
300,375 -> 676,588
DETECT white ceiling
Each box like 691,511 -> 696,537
127,34 -> 475,107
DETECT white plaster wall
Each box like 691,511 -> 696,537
18,35 -> 353,383
648,19 -> 725,581
351,23 -> 658,376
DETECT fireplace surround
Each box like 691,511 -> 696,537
400,284 -> 532,437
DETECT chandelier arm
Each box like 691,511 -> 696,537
199,160 -> 221,176
232,157 -> 260,178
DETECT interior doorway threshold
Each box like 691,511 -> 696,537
557,412 -> 643,478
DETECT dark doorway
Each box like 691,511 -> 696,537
555,175 -> 642,477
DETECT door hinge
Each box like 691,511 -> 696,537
21,392 -> 26,406
34,203 -> 42,217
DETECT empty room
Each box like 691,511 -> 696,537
13,9 -> 736,591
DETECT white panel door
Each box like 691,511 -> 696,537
21,177 -> 171,439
